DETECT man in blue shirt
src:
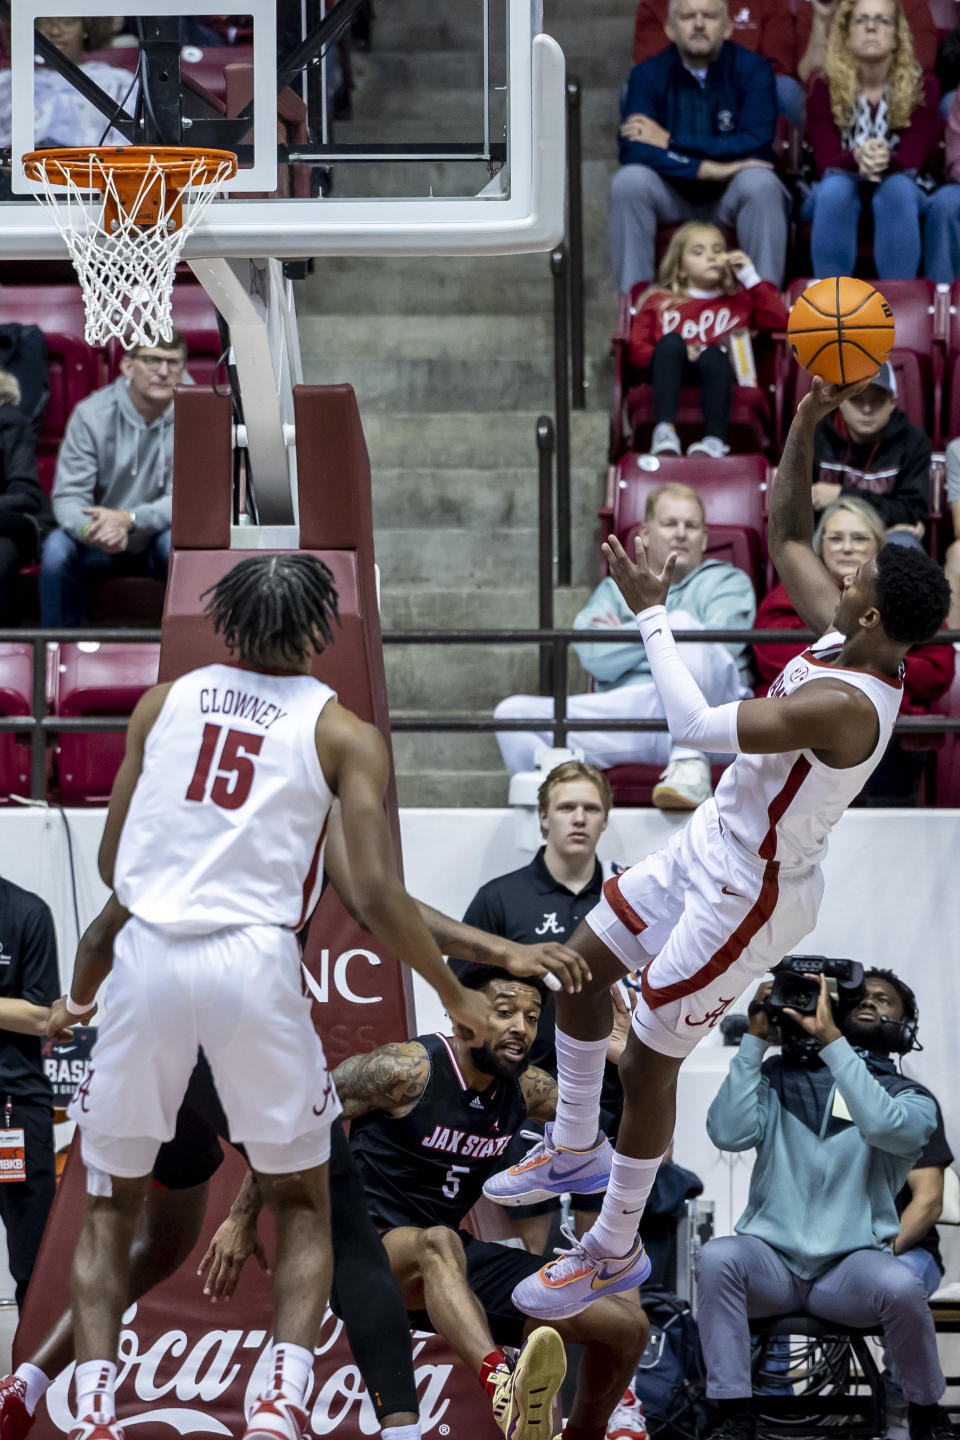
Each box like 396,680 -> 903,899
697,969 -> 954,1440
611,0 -> 790,291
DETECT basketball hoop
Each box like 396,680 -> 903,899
22,146 -> 238,350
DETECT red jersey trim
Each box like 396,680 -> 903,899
434,1032 -> 468,1091
641,755 -> 811,1011
801,648 -> 903,691
641,865 -> 781,1010
294,812 -> 329,931
602,874 -> 648,936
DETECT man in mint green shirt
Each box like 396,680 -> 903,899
493,482 -> 755,810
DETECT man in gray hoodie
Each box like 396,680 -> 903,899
39,331 -> 186,625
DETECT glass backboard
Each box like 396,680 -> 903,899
2,0 -> 565,259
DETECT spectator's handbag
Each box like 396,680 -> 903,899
728,328 -> 757,388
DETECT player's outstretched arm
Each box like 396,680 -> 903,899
47,892 -> 132,1039
768,375 -> 873,634
317,704 -> 492,1044
97,681 -> 173,888
333,1040 -> 430,1120
322,806 -> 589,995
737,679 -> 879,764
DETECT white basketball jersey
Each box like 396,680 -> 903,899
114,663 -> 337,934
714,632 -> 903,870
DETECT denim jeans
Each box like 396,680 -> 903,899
39,526 -> 170,626
923,183 -> 960,284
803,170 -> 927,279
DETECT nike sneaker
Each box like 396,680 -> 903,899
0,1376 -> 35,1440
483,1124 -> 613,1206
241,1392 -> 307,1440
490,1327 -> 566,1440
511,1223 -> 651,1320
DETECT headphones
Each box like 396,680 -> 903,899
861,969 -> 920,1055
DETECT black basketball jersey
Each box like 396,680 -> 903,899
348,1032 -> 528,1230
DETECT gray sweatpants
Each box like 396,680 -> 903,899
609,164 -> 790,291
696,1234 -> 945,1405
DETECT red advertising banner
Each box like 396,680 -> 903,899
17,1145 -> 502,1440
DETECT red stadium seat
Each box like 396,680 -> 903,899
786,278 -> 941,442
932,666 -> 960,807
0,644 -> 35,803
941,281 -> 960,440
596,453 -> 763,806
611,284 -> 782,460
51,643 -> 159,804
0,287 -> 107,450
604,451 -> 769,591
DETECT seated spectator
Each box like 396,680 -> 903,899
632,0 -> 803,127
0,17 -> 135,152
923,86 -> 960,280
936,20 -> 960,118
39,332 -> 185,627
697,969 -> 954,1440
810,362 -> 930,543
610,0 -> 790,294
629,221 -> 788,458
0,369 -> 52,625
494,482 -> 755,810
797,0 -> 937,85
802,0 -> 941,281
755,497 -> 953,800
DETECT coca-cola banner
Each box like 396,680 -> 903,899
17,1143 -> 503,1440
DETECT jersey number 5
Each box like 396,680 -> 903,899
186,724 -> 263,809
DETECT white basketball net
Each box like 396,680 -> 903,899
29,151 -> 235,349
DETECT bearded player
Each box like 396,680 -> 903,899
484,376 -> 951,1321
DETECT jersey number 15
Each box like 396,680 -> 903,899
186,724 -> 263,809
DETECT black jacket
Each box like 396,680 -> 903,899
0,404 -> 53,561
812,408 -> 930,529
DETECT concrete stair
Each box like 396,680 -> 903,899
295,1 -> 622,803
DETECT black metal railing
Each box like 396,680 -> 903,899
6,625 -> 959,803
548,76 -> 586,591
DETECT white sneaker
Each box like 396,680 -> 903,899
651,757 -> 712,811
650,423 -> 681,456
686,435 -> 729,459
607,1387 -> 648,1440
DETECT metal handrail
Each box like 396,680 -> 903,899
4,626 -> 960,799
566,78 -> 586,409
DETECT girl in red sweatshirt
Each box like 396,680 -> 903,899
628,221 -> 788,459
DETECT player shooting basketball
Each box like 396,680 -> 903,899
484,376 -> 951,1323
43,554 -> 515,1440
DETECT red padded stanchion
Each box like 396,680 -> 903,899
16,386 -> 501,1440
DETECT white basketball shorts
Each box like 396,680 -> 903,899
69,916 -> 341,1177
587,801 -> 824,1058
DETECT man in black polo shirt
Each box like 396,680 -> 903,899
0,875 -> 59,1307
451,760 -> 623,1253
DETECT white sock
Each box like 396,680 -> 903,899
381,1426 -> 421,1440
551,1028 -> 610,1151
270,1342 -> 314,1407
589,1151 -> 664,1258
74,1361 -> 117,1423
15,1364 -> 49,1416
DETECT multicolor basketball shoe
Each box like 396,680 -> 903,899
490,1327 -> 566,1440
483,1123 -> 613,1206
511,1223 -> 651,1321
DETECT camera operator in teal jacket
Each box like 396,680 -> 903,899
696,969 -> 953,1440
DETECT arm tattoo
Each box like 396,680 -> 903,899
768,410 -> 816,551
521,1065 -> 558,1122
334,1041 -> 430,1119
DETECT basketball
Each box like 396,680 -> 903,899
787,277 -> 895,385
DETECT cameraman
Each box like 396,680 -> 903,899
696,968 -> 954,1440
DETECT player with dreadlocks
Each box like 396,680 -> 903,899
45,552 -> 507,1440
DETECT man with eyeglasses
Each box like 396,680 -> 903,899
39,332 -> 187,626
809,361 -> 930,551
